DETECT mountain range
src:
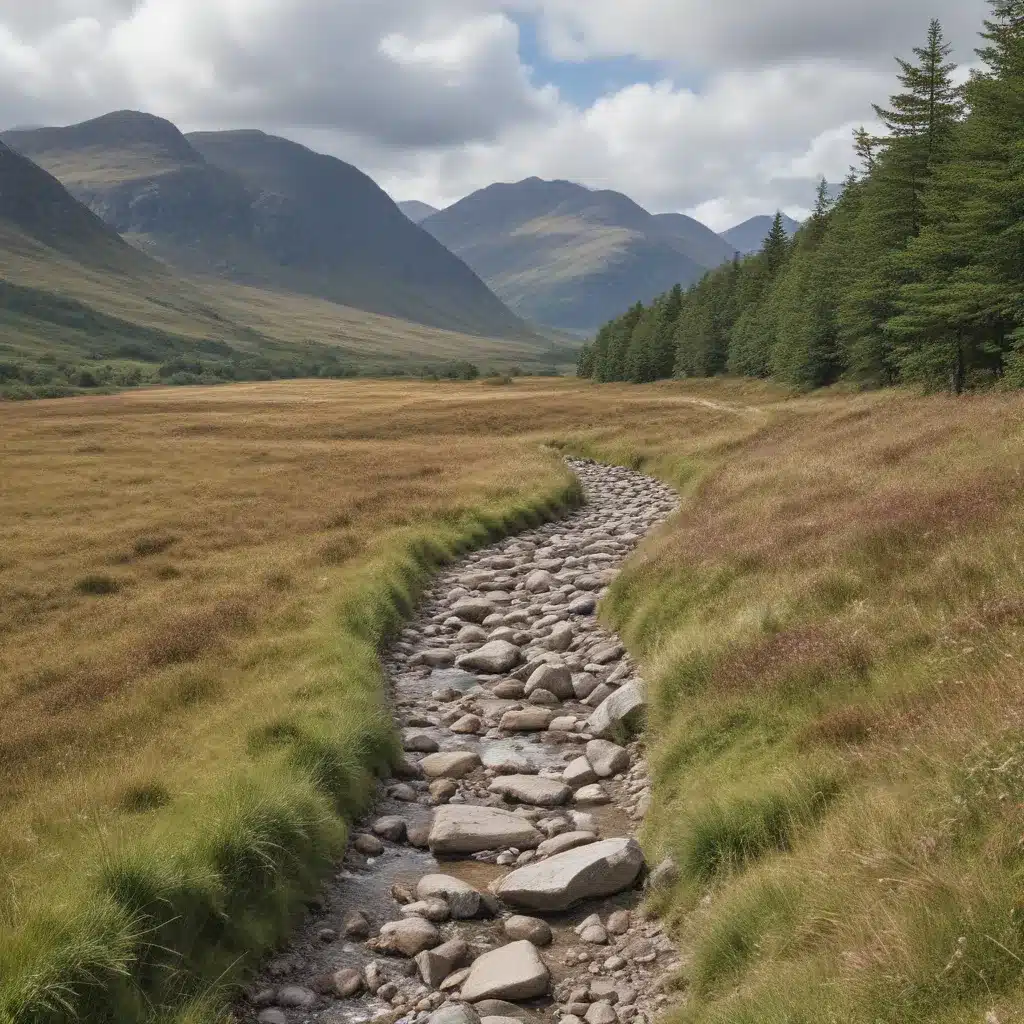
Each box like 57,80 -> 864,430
416,177 -> 740,333
721,213 -> 802,255
2,111 -> 531,341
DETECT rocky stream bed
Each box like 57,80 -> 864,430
241,459 -> 683,1024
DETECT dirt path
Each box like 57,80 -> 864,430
240,459 -> 682,1024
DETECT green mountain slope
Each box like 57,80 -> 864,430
419,178 -> 733,332
3,112 -> 532,341
651,212 -> 738,269
0,140 -> 570,398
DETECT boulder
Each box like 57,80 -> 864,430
563,756 -> 599,789
525,570 -> 556,594
481,746 -> 538,775
524,664 -> 574,701
403,730 -> 441,753
421,649 -> 456,668
416,874 -> 482,919
457,641 -> 522,674
493,838 -> 645,912
453,598 -> 497,624
586,682 -> 646,741
499,708 -> 555,732
332,968 -> 363,998
416,938 -> 470,987
375,917 -> 441,957
488,775 -> 571,807
420,751 -> 482,780
372,816 -> 407,842
503,915 -> 552,946
460,940 -> 550,1002
545,623 -> 574,652
428,805 -> 543,855
574,784 -> 610,806
428,1006 -> 480,1024
585,739 -> 629,778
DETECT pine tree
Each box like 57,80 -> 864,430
888,0 -> 1024,391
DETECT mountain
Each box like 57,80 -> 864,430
0,138 -> 571,398
720,213 -> 802,255
3,111 -> 531,341
398,200 -> 440,223
419,177 -> 734,333
650,213 -> 738,269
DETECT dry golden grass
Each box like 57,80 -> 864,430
7,375 -> 1024,1023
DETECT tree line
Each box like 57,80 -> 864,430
578,1 -> 1024,393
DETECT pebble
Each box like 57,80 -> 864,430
239,460 -> 681,1024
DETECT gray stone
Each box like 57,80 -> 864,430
257,1011 -> 287,1024
375,917 -> 441,957
503,915 -> 552,946
536,831 -> 597,858
545,623 -> 574,652
453,598 -> 497,623
276,985 -> 316,1008
402,898 -> 450,922
428,805 -> 543,855
489,775 -> 571,807
586,682 -> 646,741
353,833 -> 385,856
481,747 -> 538,774
421,751 -> 481,779
646,856 -> 680,891
525,663 -> 574,700
342,909 -> 371,938
494,838 -> 645,912
403,730 -> 441,753
574,784 -> 610,806
428,1005 -> 480,1024
563,756 -> 599,789
572,674 -> 601,700
473,1000 -> 531,1020
460,940 -> 550,1002
372,816 -> 408,842
606,909 -> 631,935
422,649 -> 456,668
499,708 -> 555,732
416,874 -> 482,919
458,625 -> 489,643
568,595 -> 597,615
525,570 -> 556,593
333,968 -> 363,998
451,714 -> 483,734
585,739 -> 629,778
457,641 -> 522,674
586,1001 -> 617,1024
416,938 -> 470,987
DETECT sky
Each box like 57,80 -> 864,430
0,0 -> 990,231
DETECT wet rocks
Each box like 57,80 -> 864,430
415,875 -> 482,919
586,739 -> 630,778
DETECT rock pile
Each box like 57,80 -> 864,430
241,460 -> 682,1024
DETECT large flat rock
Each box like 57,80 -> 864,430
456,641 -> 522,674
429,804 -> 543,855
488,775 -> 571,807
493,838 -> 645,912
461,940 -> 550,1002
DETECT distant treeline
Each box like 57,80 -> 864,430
578,3 -> 1024,394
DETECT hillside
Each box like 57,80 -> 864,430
720,211 -> 801,254
419,177 -> 733,332
0,140 -> 571,398
651,212 -> 738,268
3,112 -> 532,340
398,200 -> 440,222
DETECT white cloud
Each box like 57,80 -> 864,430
0,0 -> 994,232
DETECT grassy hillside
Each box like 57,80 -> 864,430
3,112 -> 532,341
420,177 -> 727,332
4,378 -> 1023,1023
0,142 -> 572,397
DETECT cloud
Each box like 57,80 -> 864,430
0,0 -> 996,233
0,0 -> 552,146
517,0 -> 988,69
